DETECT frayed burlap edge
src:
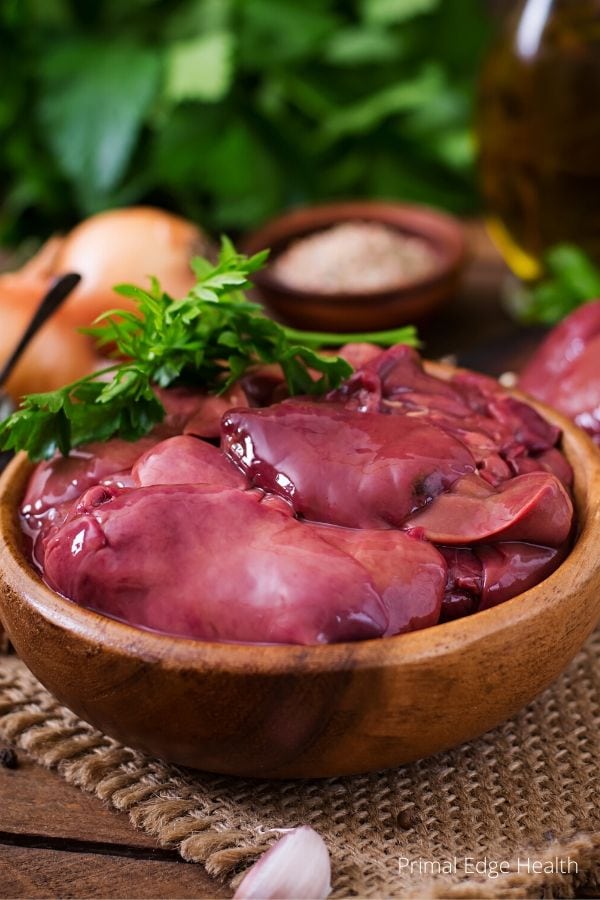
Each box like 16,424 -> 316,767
0,654 -> 598,899
0,657 -> 271,881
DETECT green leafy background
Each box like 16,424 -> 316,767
0,0 -> 490,245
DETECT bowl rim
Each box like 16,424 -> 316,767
242,200 -> 467,305
1,364 -> 599,677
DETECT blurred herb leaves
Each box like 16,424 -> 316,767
0,0 -> 489,243
518,245 -> 600,325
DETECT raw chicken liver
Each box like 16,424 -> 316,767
40,484 -> 445,644
222,401 -> 475,528
23,345 -> 574,645
519,300 -> 600,444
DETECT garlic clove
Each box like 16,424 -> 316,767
233,826 -> 332,900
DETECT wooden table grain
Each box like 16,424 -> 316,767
0,747 -> 231,898
0,224 -> 520,899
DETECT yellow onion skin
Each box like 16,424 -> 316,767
52,206 -> 213,327
0,281 -> 97,400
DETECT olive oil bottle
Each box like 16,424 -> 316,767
478,0 -> 600,280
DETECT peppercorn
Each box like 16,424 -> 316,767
396,808 -> 418,829
0,747 -> 18,769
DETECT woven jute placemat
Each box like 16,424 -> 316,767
0,629 -> 598,900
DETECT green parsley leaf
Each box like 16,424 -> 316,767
0,238 -> 419,461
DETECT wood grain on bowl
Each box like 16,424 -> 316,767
0,367 -> 599,779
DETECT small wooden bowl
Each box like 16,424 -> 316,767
242,202 -> 466,331
0,371 -> 599,779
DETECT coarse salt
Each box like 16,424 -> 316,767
272,221 -> 436,294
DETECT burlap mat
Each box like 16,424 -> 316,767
0,630 -> 599,900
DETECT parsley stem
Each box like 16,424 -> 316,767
50,363 -> 124,396
282,325 -> 420,348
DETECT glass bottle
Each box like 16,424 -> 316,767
477,0 -> 600,280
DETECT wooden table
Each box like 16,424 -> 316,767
0,225 -> 532,899
0,748 -> 229,898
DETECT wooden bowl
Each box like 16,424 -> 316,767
242,202 -> 466,331
0,373 -> 599,779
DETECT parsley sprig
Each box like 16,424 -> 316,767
0,238 -> 418,461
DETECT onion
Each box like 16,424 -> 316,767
0,207 -> 211,399
51,207 -> 213,327
15,235 -> 64,281
0,281 -> 97,401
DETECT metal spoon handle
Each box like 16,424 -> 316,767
0,272 -> 81,387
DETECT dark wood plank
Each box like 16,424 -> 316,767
0,753 -> 160,849
0,844 -> 231,899
0,745 -> 230,897
0,706 -> 228,898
